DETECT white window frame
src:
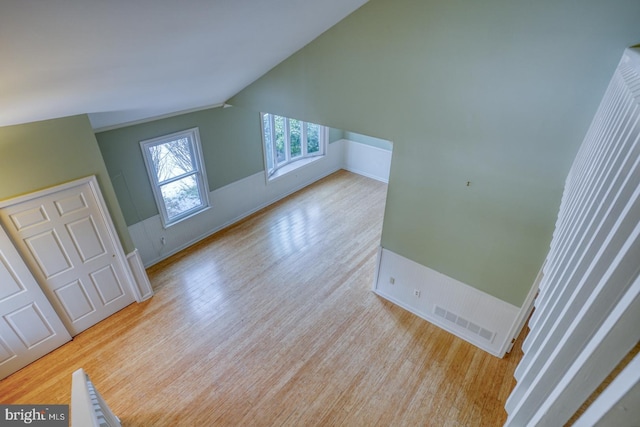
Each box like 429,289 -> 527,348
140,127 -> 210,228
261,113 -> 328,180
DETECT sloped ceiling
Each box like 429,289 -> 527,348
0,0 -> 368,130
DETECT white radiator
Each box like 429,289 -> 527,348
504,47 -> 640,426
71,369 -> 121,427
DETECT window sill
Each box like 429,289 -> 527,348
162,205 -> 211,229
267,156 -> 323,182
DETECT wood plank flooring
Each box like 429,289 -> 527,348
0,170 -> 525,426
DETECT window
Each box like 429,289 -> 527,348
261,113 -> 328,179
140,128 -> 210,227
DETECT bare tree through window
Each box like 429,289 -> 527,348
141,128 -> 209,227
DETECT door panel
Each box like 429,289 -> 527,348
0,227 -> 71,380
91,266 -> 125,304
54,192 -> 87,216
5,304 -> 55,347
0,180 -> 135,336
67,217 -> 106,262
26,230 -> 73,278
55,280 -> 95,321
7,205 -> 49,230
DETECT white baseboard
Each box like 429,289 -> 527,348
373,247 -> 528,357
126,249 -> 154,301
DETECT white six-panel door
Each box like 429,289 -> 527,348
0,178 -> 135,336
0,225 -> 71,379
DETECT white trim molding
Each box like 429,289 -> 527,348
372,247 -> 526,357
126,249 -> 154,301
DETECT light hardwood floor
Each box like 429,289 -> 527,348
0,170 -> 525,426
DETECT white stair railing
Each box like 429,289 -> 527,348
504,47 -> 640,426
71,368 -> 121,427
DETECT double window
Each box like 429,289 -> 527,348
261,113 -> 327,179
140,128 -> 209,228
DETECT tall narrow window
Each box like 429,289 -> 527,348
140,128 -> 210,227
261,113 -> 328,179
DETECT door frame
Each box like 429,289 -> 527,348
0,176 -> 142,304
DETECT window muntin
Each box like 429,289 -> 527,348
140,128 -> 209,227
261,113 -> 327,178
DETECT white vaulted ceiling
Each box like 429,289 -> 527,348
0,0 -> 368,130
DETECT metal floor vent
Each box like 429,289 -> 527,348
434,305 -> 495,342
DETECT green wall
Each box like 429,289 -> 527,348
96,106 -> 264,226
0,115 -> 133,252
229,0 -> 640,306
328,127 -> 345,143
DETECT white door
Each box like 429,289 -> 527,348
0,178 -> 135,336
0,226 -> 71,379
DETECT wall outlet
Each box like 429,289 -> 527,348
413,289 -> 421,298
389,277 -> 395,284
